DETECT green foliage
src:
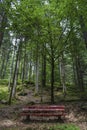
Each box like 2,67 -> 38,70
50,124 -> 80,130
17,79 -> 22,85
0,79 -> 8,85
16,85 -> 23,92
67,86 -> 87,99
0,0 -> 87,104
0,85 -> 9,100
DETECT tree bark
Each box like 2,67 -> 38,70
75,56 -> 84,91
29,56 -> 32,82
0,13 -> 7,47
51,56 -> 55,103
8,41 -> 21,105
35,57 -> 39,93
59,53 -> 66,97
79,15 -> 87,48
42,43 -> 46,87
0,53 -> 5,78
22,46 -> 26,83
41,45 -> 46,102
35,42 -> 39,93
8,49 -> 15,91
2,50 -> 10,78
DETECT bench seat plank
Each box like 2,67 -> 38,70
22,108 -> 65,112
21,113 -> 65,117
24,106 -> 65,109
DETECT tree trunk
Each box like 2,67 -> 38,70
59,53 -> 66,97
79,15 -> 87,48
42,43 -> 46,87
72,57 -> 78,87
51,56 -> 55,103
75,56 -> 84,91
22,48 -> 26,83
35,41 -> 39,93
2,51 -> 10,78
0,53 -> 5,78
8,42 -> 21,105
0,13 -> 7,47
0,32 -> 4,47
12,60 -> 19,98
8,49 -> 15,91
29,57 -> 32,82
35,57 -> 39,93
41,46 -> 46,102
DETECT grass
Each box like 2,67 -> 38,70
50,124 -> 80,130
1,124 -> 80,130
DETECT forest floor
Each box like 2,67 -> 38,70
0,88 -> 87,130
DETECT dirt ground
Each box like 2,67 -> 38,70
0,89 -> 87,130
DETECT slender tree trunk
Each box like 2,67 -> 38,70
22,48 -> 26,83
51,56 -> 55,103
79,15 -> 87,48
35,57 -> 39,93
43,45 -> 46,87
33,65 -> 35,82
2,51 -> 10,78
75,56 -> 84,91
72,57 -> 78,87
25,59 -> 29,80
12,59 -> 19,98
20,62 -> 23,80
0,32 -> 4,47
35,41 -> 39,93
8,41 -> 21,105
59,53 -> 66,97
41,46 -> 46,102
29,57 -> 32,82
0,54 -> 5,78
41,58 -> 44,103
8,49 -> 15,91
0,14 -> 7,47
41,43 -> 46,87
58,58 -> 62,86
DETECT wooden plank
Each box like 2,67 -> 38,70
24,105 -> 65,109
22,108 -> 65,112
21,113 -> 65,116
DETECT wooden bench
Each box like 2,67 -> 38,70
20,105 -> 65,120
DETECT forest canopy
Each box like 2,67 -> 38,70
0,0 -> 87,104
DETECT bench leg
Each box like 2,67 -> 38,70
57,116 -> 64,123
58,116 -> 61,120
26,115 -> 30,121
